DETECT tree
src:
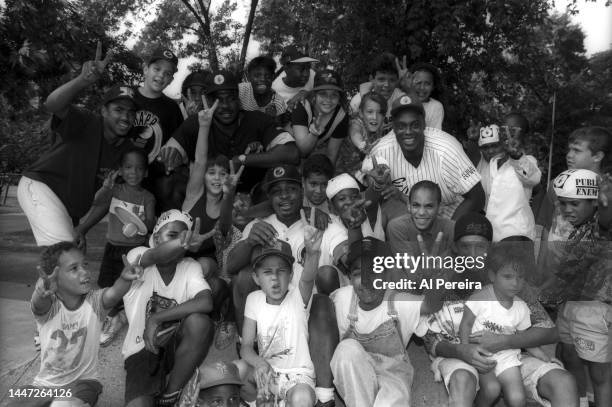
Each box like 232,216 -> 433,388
132,0 -> 246,71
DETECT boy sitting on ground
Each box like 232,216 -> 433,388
29,241 -> 142,407
239,211 -> 323,406
122,209 -> 215,407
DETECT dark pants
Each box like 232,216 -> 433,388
99,243 -> 138,316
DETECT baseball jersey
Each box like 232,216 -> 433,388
370,128 -> 481,219
33,289 -> 107,387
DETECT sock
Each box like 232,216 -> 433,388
579,396 -> 589,407
315,387 -> 334,403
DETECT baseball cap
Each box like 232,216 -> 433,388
147,46 -> 178,68
312,70 -> 343,92
281,46 -> 319,65
553,169 -> 599,200
346,237 -> 389,270
199,361 -> 243,390
204,70 -> 239,95
390,95 -> 425,118
454,212 -> 493,242
182,71 -> 211,95
102,85 -> 139,108
326,173 -> 359,200
478,125 -> 501,147
251,239 -> 295,268
149,209 -> 193,247
263,165 -> 301,193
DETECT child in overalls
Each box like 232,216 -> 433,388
330,238 -> 443,407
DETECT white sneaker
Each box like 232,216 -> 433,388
100,313 -> 126,346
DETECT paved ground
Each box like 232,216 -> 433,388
0,185 -> 457,406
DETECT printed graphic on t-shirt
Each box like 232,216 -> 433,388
259,317 -> 293,361
42,328 -> 88,374
132,110 -> 163,163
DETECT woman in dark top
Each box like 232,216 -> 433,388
291,69 -> 349,166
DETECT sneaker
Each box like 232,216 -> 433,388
315,401 -> 335,407
100,313 -> 126,346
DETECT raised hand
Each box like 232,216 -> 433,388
340,198 -> 372,229
182,88 -> 200,116
247,221 -> 278,247
416,231 -> 444,257
502,125 -> 523,158
302,207 -> 323,253
80,41 -> 113,84
103,170 -> 119,190
599,173 -> 612,208
198,96 -> 218,128
35,266 -> 57,298
223,159 -> 245,196
466,120 -> 482,141
396,55 -> 414,93
157,146 -> 183,175
120,254 -> 144,281
180,218 -> 216,252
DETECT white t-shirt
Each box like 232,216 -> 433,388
238,82 -> 287,116
244,288 -> 314,376
330,286 -> 427,345
33,289 -> 107,387
271,69 -> 316,103
370,128 -> 481,219
465,285 -> 531,337
422,98 -> 444,130
319,221 -> 348,268
485,155 -> 540,241
122,246 -> 211,359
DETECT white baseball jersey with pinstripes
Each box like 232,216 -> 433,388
370,127 -> 481,219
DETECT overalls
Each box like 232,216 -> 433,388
331,291 -> 415,407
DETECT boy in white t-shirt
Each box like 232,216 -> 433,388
240,212 -> 323,406
477,124 -> 541,241
459,248 -> 550,407
122,209 -> 215,407
330,237 -> 444,407
29,241 -> 141,406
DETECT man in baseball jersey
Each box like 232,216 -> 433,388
370,96 -> 485,219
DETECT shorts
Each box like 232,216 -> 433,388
557,301 -> 612,363
491,349 -> 522,377
430,357 -> 479,393
9,380 -> 102,407
98,243 -> 139,288
124,336 -> 178,404
17,176 -> 75,246
249,369 -> 315,401
520,355 -> 565,407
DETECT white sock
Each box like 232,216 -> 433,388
315,387 -> 334,403
579,396 -> 589,407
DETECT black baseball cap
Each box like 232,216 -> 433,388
390,95 -> 425,118
102,85 -> 139,108
251,239 -> 295,268
147,46 -> 178,69
312,69 -> 343,92
204,70 -> 238,95
280,46 -> 319,65
454,212 -> 493,242
263,165 -> 301,193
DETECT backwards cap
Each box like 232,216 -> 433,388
149,209 -> 193,247
326,173 -> 360,200
478,125 -> 501,147
553,169 -> 599,200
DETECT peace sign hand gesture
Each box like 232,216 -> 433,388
223,159 -> 245,196
120,254 -> 144,282
198,96 -> 218,128
180,218 -> 216,253
302,207 -> 323,253
340,198 -> 372,229
80,41 -> 113,84
396,55 -> 414,92
182,88 -> 200,116
417,231 -> 444,257
35,266 -> 57,299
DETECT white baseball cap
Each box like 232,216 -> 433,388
553,169 -> 599,200
478,125 -> 501,147
149,209 -> 194,247
326,173 -> 360,200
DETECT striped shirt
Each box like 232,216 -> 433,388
238,82 -> 287,117
370,127 -> 481,219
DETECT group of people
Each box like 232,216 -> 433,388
12,41 -> 612,407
